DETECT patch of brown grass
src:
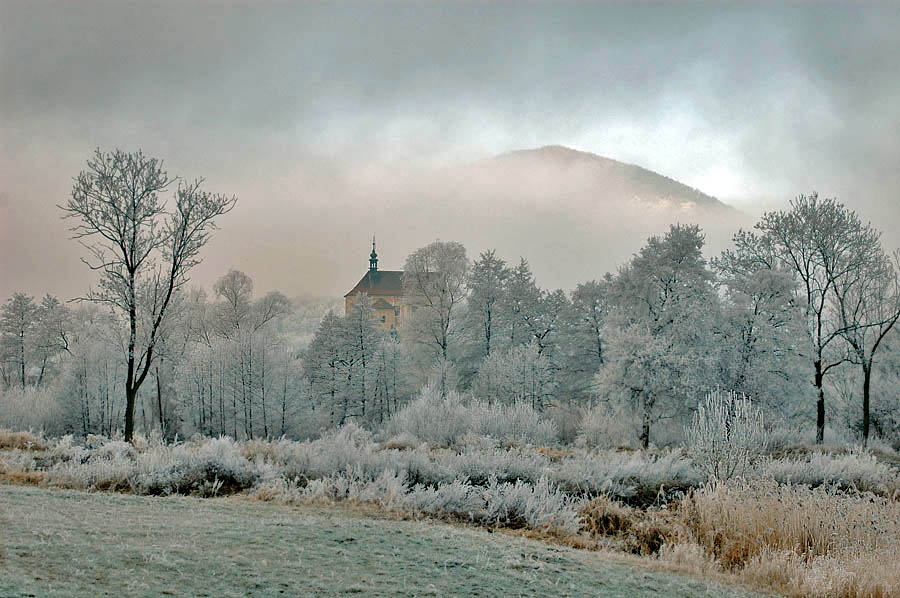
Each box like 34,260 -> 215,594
239,438 -> 282,462
581,495 -> 635,536
379,433 -> 420,451
535,446 -> 574,461
0,429 -> 47,450
0,456 -> 47,485
580,496 -> 679,556
676,479 -> 900,597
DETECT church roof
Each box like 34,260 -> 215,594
344,270 -> 404,297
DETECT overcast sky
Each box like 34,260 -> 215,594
2,1 -> 899,300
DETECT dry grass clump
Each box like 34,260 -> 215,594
580,495 -> 678,555
0,428 -> 47,450
676,479 -> 900,597
581,495 -> 636,536
378,432 -> 421,451
0,452 -> 47,485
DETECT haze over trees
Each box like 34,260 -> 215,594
2,181 -> 899,451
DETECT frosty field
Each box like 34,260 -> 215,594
0,483 -> 769,598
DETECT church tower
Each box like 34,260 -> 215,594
345,237 -> 405,330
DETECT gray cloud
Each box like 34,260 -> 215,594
1,1 -> 899,300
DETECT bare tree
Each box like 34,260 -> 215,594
63,148 -> 236,442
833,249 -> 900,445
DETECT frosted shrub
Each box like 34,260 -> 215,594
47,436 -> 262,496
469,401 -> 557,447
482,475 -> 581,533
387,385 -> 471,447
279,424 -> 379,480
94,440 -> 135,460
407,478 -> 482,516
764,450 -> 899,494
552,450 -> 699,501
48,453 -> 133,491
0,387 -> 61,434
438,447 -> 548,487
576,402 -> 639,449
273,466 -> 409,508
685,389 -> 767,482
388,385 -> 558,448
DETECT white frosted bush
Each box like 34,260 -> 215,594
0,387 -> 61,433
576,402 -> 638,449
387,385 -> 471,447
94,440 -> 135,460
482,475 -> 581,533
469,401 -> 558,447
284,466 -> 408,507
129,437 -> 260,496
764,451 -> 899,494
407,478 -> 482,516
552,450 -> 700,499
387,385 -> 558,448
685,389 -> 767,482
48,453 -> 132,490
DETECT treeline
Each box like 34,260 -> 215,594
2,193 -> 899,448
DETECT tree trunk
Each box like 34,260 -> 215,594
485,307 -> 492,357
814,359 -> 825,444
156,366 -> 165,435
260,345 -> 268,439
124,385 -> 137,442
20,333 -> 26,390
37,356 -> 47,389
640,394 -> 652,450
862,361 -> 872,447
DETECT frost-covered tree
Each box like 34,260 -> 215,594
63,148 -> 236,442
833,249 -> 900,445
0,293 -> 38,389
403,240 -> 469,396
31,295 -> 72,389
501,258 -> 541,349
686,389 -> 767,482
713,242 -> 808,419
739,194 -> 882,443
467,249 -> 510,358
472,341 -> 556,409
342,294 -> 384,423
560,277 -> 612,402
500,258 -> 568,357
212,269 -> 292,438
598,224 -> 717,448
304,311 -> 350,426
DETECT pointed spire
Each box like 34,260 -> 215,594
369,234 -> 378,272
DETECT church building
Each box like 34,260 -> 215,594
344,240 -> 405,331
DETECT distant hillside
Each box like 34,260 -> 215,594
472,145 -> 737,215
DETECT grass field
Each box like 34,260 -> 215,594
0,483 -> 770,598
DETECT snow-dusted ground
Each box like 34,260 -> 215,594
0,484 -> 769,597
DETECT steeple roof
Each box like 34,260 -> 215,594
344,270 -> 403,297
